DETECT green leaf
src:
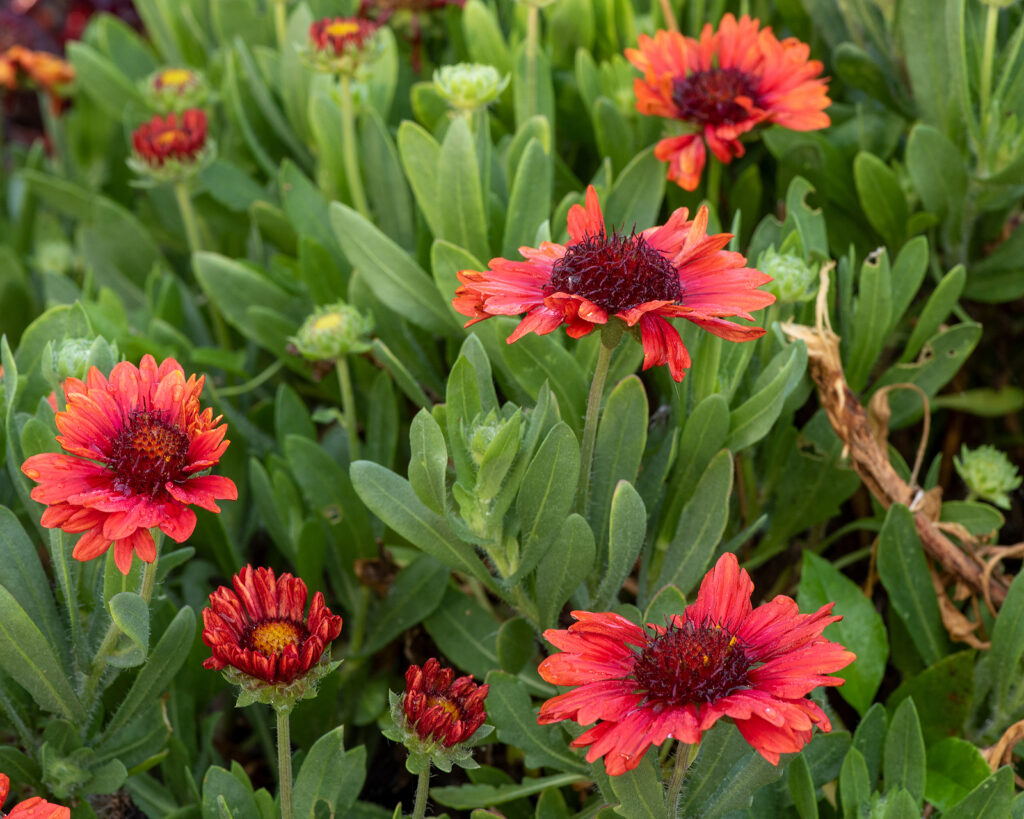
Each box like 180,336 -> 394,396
944,765 -> 1014,819
726,343 -> 805,450
361,556 -> 449,656
592,97 -> 633,174
940,500 -> 1004,536
535,514 -> 596,629
0,585 -> 85,720
990,571 -> 1024,720
485,672 -> 589,774
350,462 -> 495,591
202,766 -> 260,819
595,482 -> 646,610
877,504 -> 949,666
677,723 -> 786,818
798,552 -> 887,715
847,251 -> 893,391
462,0 -> 512,74
608,750 -> 665,818
905,124 -> 967,227
104,606 -> 196,738
933,386 -> 1024,417
106,592 -> 150,668
397,121 -> 443,237
852,702 -> 887,790
503,138 -> 553,258
901,265 -> 965,362
514,423 -> 580,582
408,409 -> 448,515
655,449 -> 732,595
496,329 -> 588,432
0,508 -> 66,670
439,117 -> 490,263
293,727 -> 367,819
925,737 -> 992,812
66,41 -> 144,118
589,376 -> 647,557
896,0 -> 954,131
853,152 -> 908,249
883,699 -> 926,807
789,753 -> 819,819
496,617 -> 536,675
425,589 -> 512,687
887,651 -> 973,747
889,236 -> 931,332
432,773 -> 585,810
840,747 -> 871,819
602,147 -> 665,232
329,203 -> 456,336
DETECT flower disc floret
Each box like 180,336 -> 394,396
22,355 -> 238,574
453,185 -> 774,381
536,553 -> 855,775
144,67 -> 209,112
626,15 -> 831,190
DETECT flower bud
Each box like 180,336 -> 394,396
291,302 -> 374,361
759,247 -> 817,304
307,17 -> 382,77
954,445 -> 1021,510
41,336 -> 120,392
434,63 -> 509,111
143,67 -> 210,113
128,108 -> 215,184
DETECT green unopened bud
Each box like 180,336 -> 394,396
142,67 -> 210,113
42,336 -> 120,391
759,247 -> 817,304
434,63 -> 509,111
954,445 -> 1021,509
291,302 -> 374,360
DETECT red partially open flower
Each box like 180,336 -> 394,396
626,15 -> 830,190
0,772 -> 69,819
202,566 -> 343,685
403,658 -> 489,748
453,185 -> 773,380
537,553 -> 855,775
131,108 -> 207,167
309,17 -> 379,54
22,355 -> 237,574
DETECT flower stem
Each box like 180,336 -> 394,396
980,3 -> 999,127
575,324 -> 621,516
524,4 -> 540,121
173,180 -> 203,256
336,356 -> 360,461
657,0 -> 679,32
412,766 -> 430,819
339,74 -> 371,219
273,0 -> 288,50
276,707 -> 294,819
665,741 -> 699,818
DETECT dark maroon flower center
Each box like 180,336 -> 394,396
108,409 -> 189,497
672,68 -> 758,126
632,621 -> 750,705
545,231 -> 680,313
245,619 -> 308,657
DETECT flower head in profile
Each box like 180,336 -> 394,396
143,67 -> 209,112
454,185 -> 773,380
129,109 -> 213,182
308,17 -> 381,76
383,658 -> 492,772
202,566 -> 343,710
0,46 -> 75,110
290,302 -> 374,361
0,772 -> 69,818
22,355 -> 237,574
626,14 -> 830,190
537,553 -> 855,775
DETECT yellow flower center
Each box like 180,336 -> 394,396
250,620 -> 304,656
312,312 -> 344,332
154,129 -> 185,148
426,695 -> 461,721
326,20 -> 360,37
157,68 -> 193,89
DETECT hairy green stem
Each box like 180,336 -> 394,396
273,0 -> 288,50
575,324 -> 621,515
665,741 -> 699,818
412,766 -> 430,819
980,4 -> 999,128
173,180 -> 202,255
339,74 -> 371,218
524,4 -> 540,120
277,707 -> 294,819
336,356 -> 360,461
